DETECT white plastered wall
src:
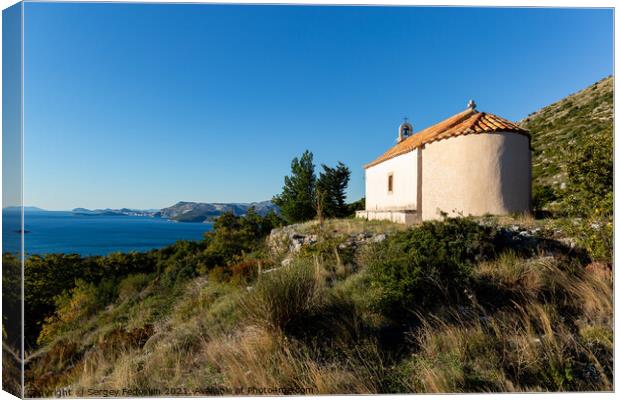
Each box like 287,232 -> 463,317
420,132 -> 531,220
365,151 -> 417,211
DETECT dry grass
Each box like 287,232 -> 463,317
294,218 -> 407,236
40,277 -> 242,394
401,253 -> 613,393
201,326 -> 382,394
477,213 -> 552,232
475,251 -> 543,291
404,300 -> 612,392
3,344 -> 22,397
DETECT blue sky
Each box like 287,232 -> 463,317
23,3 -> 613,210
3,2 -> 22,209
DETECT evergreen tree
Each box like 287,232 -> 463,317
316,162 -> 351,218
272,150 -> 317,223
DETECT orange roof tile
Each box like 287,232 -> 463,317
365,108 -> 529,169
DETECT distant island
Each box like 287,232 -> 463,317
3,206 -> 46,212
70,200 -> 279,223
71,207 -> 158,217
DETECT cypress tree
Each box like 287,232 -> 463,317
317,162 -> 351,218
272,150 -> 317,223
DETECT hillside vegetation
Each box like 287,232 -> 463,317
15,211 -> 612,395
521,76 -> 613,212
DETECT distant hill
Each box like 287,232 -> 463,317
3,206 -> 46,212
69,201 -> 279,222
520,76 -> 613,191
71,208 -> 155,217
159,201 -> 279,223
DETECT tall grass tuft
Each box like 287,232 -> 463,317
241,260 -> 324,333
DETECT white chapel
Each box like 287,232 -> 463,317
356,101 -> 532,224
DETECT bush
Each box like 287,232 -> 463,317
37,280 -> 100,345
3,253 -> 21,349
118,273 -> 152,301
560,216 -> 613,263
532,184 -> 557,214
563,131 -> 613,218
345,197 -> 366,217
229,259 -> 261,285
241,261 -> 323,333
368,218 -> 497,319
202,209 -> 283,267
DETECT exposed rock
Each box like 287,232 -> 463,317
372,233 -> 387,243
267,224 -> 389,266
558,237 -> 577,249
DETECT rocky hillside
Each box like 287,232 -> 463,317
520,76 -> 613,190
159,200 -> 279,222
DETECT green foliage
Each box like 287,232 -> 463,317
562,130 -> 613,218
316,162 -> 351,218
522,76 -> 613,212
117,273 -> 152,301
2,253 -> 21,350
272,150 -> 317,223
25,254 -> 103,347
532,185 -> 557,214
521,76 -> 613,264
202,208 -> 283,268
346,197 -> 366,217
368,218 -> 497,319
549,121 -> 613,262
559,216 -> 613,262
274,150 -> 354,223
37,280 -> 101,345
25,211 -> 280,348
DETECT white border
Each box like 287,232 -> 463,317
0,1 -> 615,400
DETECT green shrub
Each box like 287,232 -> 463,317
202,209 -> 283,267
532,184 -> 557,214
3,253 -> 21,349
37,280 -> 100,345
563,130 -> 613,218
345,197 -> 365,217
95,277 -> 120,306
118,273 -> 152,301
368,218 -> 497,319
559,216 -> 613,263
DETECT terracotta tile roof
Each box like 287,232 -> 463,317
365,108 -> 530,169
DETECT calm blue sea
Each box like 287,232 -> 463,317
2,210 -> 212,256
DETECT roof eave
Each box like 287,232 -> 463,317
364,128 -> 530,169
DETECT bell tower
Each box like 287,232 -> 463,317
397,117 -> 413,143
